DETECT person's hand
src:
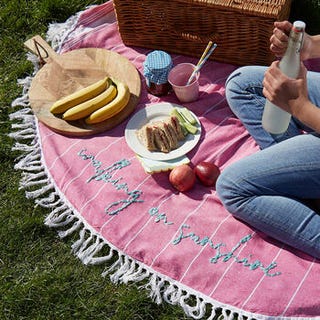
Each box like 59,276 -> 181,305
269,21 -> 292,58
262,60 -> 309,118
270,21 -> 312,61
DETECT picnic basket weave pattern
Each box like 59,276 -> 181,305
112,0 -> 292,66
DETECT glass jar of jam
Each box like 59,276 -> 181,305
143,50 -> 173,96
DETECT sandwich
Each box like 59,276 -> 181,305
136,116 -> 185,153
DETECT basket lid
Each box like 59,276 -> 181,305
174,0 -> 291,18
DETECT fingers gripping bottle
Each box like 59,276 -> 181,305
262,21 -> 306,134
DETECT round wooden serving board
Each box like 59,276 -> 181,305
26,36 -> 141,136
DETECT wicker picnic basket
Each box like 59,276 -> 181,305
112,0 -> 292,66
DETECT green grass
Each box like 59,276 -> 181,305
0,0 -> 190,319
1,0 -> 320,319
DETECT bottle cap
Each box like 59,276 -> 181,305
293,21 -> 306,32
143,51 -> 173,85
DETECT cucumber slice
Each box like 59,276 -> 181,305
183,122 -> 198,134
170,108 -> 198,135
171,108 -> 184,123
180,107 -> 197,125
180,122 -> 189,136
171,109 -> 188,136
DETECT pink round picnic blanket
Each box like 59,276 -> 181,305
11,2 -> 320,319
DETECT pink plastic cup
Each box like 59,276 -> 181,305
168,63 -> 199,103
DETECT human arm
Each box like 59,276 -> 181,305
263,60 -> 320,133
270,21 -> 320,61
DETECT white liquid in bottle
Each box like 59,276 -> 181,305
262,21 -> 306,134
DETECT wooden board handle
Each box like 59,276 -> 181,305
24,35 -> 60,65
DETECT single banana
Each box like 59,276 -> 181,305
85,79 -> 130,124
62,80 -> 117,121
50,76 -> 110,114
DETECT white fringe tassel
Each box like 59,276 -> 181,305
8,10 -> 268,320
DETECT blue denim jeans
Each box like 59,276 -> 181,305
216,66 -> 320,258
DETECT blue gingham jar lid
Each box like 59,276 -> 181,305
143,50 -> 173,85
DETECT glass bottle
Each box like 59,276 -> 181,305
262,21 -> 306,134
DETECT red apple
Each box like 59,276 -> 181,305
194,161 -> 220,187
169,164 -> 196,192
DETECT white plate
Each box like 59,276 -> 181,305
125,102 -> 201,160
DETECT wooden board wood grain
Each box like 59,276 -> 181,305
26,36 -> 141,136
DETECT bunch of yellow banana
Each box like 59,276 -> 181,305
85,78 -> 130,124
50,76 -> 130,124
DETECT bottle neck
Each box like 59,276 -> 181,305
287,28 -> 304,54
280,27 -> 305,78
